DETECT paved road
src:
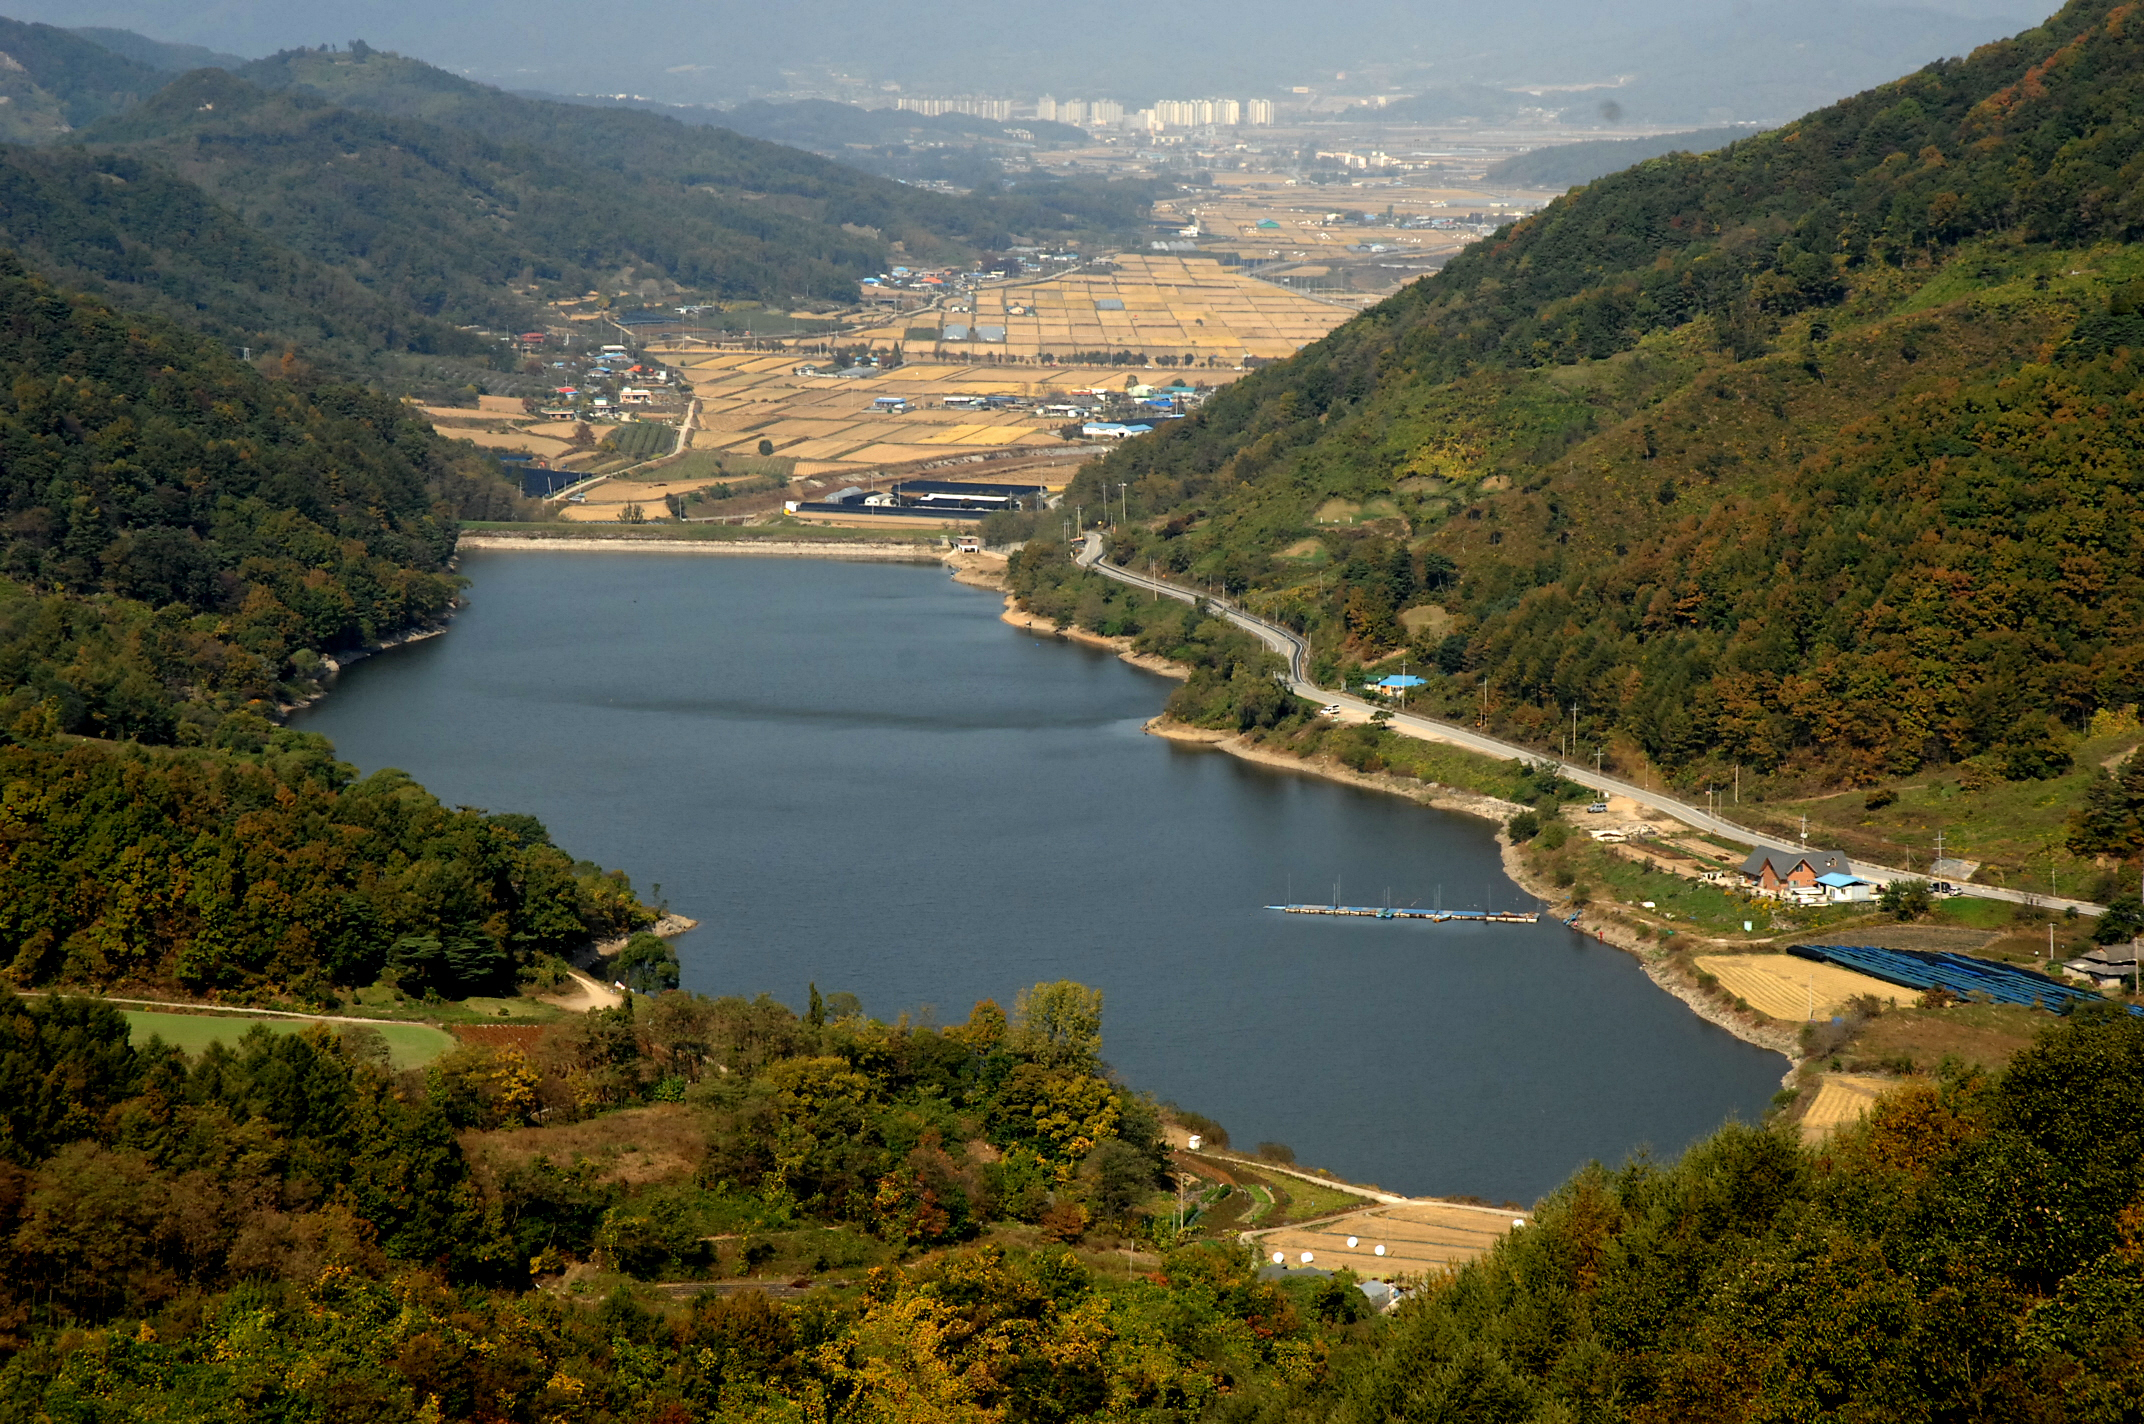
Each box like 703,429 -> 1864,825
1076,533 -> 2105,917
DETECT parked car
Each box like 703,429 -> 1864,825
1586,801 -> 1610,813
1318,704 -> 1344,718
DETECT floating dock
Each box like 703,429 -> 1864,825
1267,904 -> 1540,923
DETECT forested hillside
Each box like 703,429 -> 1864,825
0,253 -> 474,727
64,26 -> 245,74
1063,0 -> 2144,801
0,258 -> 647,996
0,16 -> 164,143
0,33 -> 1154,389
0,984 -> 1353,1417
7,980 -> 2144,1418
230,46 -> 1151,264
0,145 -> 490,370
76,68 -> 884,331
1482,126 -> 1756,190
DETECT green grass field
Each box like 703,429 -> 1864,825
124,1011 -> 456,1070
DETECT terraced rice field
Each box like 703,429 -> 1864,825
1254,1200 -> 1530,1280
1695,954 -> 1916,1021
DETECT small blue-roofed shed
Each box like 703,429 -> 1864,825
1815,870 -> 1875,903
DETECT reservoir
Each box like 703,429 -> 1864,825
294,550 -> 1787,1202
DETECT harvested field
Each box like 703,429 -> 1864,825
1798,1073 -> 1896,1141
1696,953 -> 1916,1020
926,254 -> 1347,361
656,353 -> 1172,480
1251,1200 -> 1528,1280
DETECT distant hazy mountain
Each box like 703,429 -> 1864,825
0,14 -> 165,140
1,0 -> 2057,124
69,24 -> 245,71
1484,128 -> 1759,190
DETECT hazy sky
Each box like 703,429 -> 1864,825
22,0 -> 2057,121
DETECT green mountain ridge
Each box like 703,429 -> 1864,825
1065,0 -> 2144,797
0,144 -> 492,372
66,25 -> 246,73
76,67 -> 885,331
1484,127 -> 1765,191
230,46 -> 1150,259
0,15 -> 164,142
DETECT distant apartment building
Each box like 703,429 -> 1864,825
1030,96 -> 1147,128
1138,97 -> 1277,131
895,95 -> 1013,121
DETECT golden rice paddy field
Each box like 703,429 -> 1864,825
1798,1073 -> 1898,1142
1694,954 -> 1917,1022
675,351 -> 1237,478
1254,1201 -> 1529,1281
861,254 -> 1352,362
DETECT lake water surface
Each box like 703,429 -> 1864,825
293,550 -> 1787,1202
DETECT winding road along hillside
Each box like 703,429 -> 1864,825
1074,532 -> 2104,917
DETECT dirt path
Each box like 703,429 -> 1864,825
540,967 -> 624,1013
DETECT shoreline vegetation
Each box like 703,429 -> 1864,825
995,515 -> 2133,1087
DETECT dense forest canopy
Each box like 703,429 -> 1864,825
0,257 -> 643,997
0,144 -> 494,370
76,69 -> 888,330
0,739 -> 650,995
1063,0 -> 2144,793
226,47 -> 1149,273
0,253 -> 480,738
6,983 -> 2144,1418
